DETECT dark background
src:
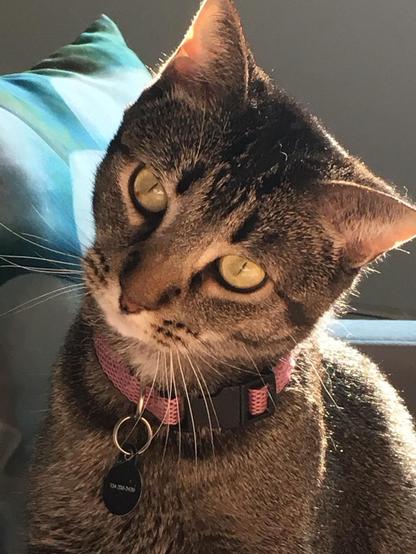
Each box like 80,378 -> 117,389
2,0 -> 416,318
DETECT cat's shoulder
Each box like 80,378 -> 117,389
315,332 -> 416,451
317,332 -> 404,408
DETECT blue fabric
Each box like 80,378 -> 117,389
327,319 -> 416,345
0,15 -> 151,284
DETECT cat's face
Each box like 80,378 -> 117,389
84,0 -> 416,385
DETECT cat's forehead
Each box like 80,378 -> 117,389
120,84 -> 336,201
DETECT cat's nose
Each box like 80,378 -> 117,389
119,293 -> 145,315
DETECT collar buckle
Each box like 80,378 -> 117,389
181,369 -> 277,433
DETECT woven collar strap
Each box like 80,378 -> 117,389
94,335 -> 293,432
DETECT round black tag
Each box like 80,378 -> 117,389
102,453 -> 142,516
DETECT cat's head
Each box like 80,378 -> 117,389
85,0 -> 416,386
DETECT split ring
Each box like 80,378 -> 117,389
112,414 -> 153,457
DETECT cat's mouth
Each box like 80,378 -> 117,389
94,280 -> 200,352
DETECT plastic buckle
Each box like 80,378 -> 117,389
240,369 -> 277,425
180,370 -> 277,433
182,383 -> 242,432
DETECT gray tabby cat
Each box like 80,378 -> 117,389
28,0 -> 416,552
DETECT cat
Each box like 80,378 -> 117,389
28,0 -> 416,552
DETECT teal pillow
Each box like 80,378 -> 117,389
0,15 -> 151,285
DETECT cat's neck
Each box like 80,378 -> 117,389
61,301 -> 324,450
81,295 -> 297,395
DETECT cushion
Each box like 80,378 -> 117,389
0,17 -> 151,553
0,14 -> 151,285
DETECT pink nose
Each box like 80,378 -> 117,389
119,293 -> 144,314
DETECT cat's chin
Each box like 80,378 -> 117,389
91,284 -> 194,383
88,283 -> 284,388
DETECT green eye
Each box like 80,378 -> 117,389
132,167 -> 168,213
218,255 -> 266,291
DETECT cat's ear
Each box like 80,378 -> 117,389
316,181 -> 416,268
158,0 -> 251,96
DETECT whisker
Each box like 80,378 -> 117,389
286,332 -> 342,423
195,96 -> 207,163
291,345 -> 341,452
171,353 -> 182,463
0,265 -> 82,276
395,246 -> 410,255
31,205 -> 87,252
152,352 -> 171,441
286,331 -> 339,410
0,254 -> 81,267
241,344 -> 277,410
192,350 -> 223,378
0,222 -> 81,260
176,350 -> 198,469
0,256 -> 83,276
187,351 -> 221,431
161,350 -> 174,465
21,232 -> 51,243
122,352 -> 160,448
0,266 -> 82,277
194,337 -> 256,376
312,364 -> 341,411
143,351 -> 160,414
184,350 -> 217,457
0,283 -> 85,318
22,231 -> 90,254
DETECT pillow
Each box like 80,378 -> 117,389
0,17 -> 151,553
0,14 -> 151,285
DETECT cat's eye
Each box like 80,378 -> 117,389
131,167 -> 168,213
218,255 -> 266,291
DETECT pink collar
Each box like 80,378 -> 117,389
94,335 -> 294,431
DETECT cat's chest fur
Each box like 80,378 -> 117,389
28,326 -> 325,553
28,322 -> 416,553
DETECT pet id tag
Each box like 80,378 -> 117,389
102,446 -> 142,516
103,400 -> 153,516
